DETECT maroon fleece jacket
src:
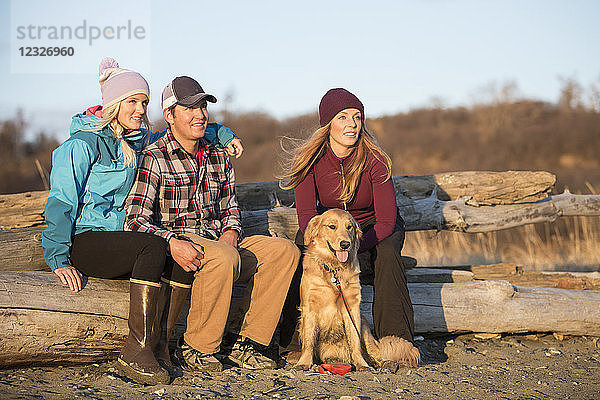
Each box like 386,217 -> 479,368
295,144 -> 397,252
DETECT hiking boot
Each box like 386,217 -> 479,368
116,282 -> 170,385
173,338 -> 223,372
223,338 -> 277,370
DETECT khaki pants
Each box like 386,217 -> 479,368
182,234 -> 300,354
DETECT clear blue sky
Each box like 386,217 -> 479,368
1,0 -> 599,141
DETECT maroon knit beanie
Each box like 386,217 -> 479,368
318,88 -> 364,127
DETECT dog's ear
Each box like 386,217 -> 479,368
304,214 -> 322,245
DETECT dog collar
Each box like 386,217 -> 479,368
323,264 -> 341,285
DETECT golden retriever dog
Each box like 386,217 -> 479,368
295,209 -> 420,371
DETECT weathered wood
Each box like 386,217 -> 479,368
407,268 -> 474,283
0,191 -> 48,230
236,181 -> 294,211
2,272 -> 599,367
0,227 -> 48,271
0,310 -> 127,367
0,272 -> 130,316
469,263 -> 521,277
513,272 -> 600,290
0,272 -> 129,367
393,170 -> 556,205
362,281 -> 600,336
396,190 -> 600,233
0,171 -> 556,229
415,264 -> 600,290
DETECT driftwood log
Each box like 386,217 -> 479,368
407,264 -> 600,290
2,272 -> 599,368
393,170 -> 555,204
0,191 -> 48,230
0,272 -> 129,368
0,227 -> 47,271
0,171 -> 555,229
362,281 -> 600,336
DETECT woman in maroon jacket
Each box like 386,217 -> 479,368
280,88 -> 415,350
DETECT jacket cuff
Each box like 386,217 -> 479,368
49,256 -> 72,272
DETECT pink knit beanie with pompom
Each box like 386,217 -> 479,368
98,57 -> 149,108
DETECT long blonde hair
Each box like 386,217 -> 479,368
279,121 -> 392,204
93,101 -> 150,167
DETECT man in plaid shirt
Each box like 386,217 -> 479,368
125,76 -> 299,372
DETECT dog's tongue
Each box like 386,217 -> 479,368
336,251 -> 349,263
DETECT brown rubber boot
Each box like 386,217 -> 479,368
116,282 -> 170,385
151,282 -> 170,370
153,284 -> 190,372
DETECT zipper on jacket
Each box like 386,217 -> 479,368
339,161 -> 347,211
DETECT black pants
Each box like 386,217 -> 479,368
279,220 -> 415,346
162,257 -> 196,287
368,230 -> 414,340
70,230 -> 168,284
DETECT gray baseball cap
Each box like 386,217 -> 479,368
161,76 -> 217,111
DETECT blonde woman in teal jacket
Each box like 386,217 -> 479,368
42,58 -> 241,385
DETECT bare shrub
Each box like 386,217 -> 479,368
0,111 -> 58,194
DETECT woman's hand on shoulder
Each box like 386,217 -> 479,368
54,266 -> 83,292
226,138 -> 244,159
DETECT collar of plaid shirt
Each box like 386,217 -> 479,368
164,128 -> 210,159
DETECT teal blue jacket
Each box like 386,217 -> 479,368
42,111 -> 236,271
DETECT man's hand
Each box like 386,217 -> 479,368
226,138 -> 244,159
218,229 -> 239,248
54,266 -> 83,292
169,237 -> 205,272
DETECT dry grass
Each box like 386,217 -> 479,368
404,215 -> 600,271
404,182 -> 600,271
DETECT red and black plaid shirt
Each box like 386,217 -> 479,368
125,129 -> 242,242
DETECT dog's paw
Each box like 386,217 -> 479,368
355,364 -> 374,372
378,360 -> 400,373
407,347 -> 421,368
394,347 -> 420,368
292,363 -> 312,371
394,345 -> 421,368
377,336 -> 421,368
